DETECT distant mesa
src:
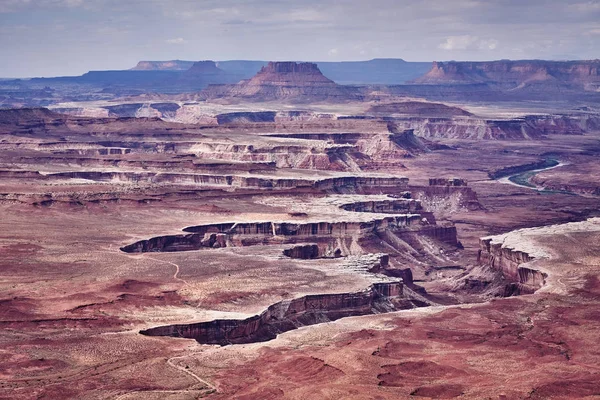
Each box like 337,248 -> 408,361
245,61 -> 338,87
183,60 -> 227,75
128,58 -> 431,84
178,60 -> 239,85
411,59 -> 600,91
199,61 -> 362,103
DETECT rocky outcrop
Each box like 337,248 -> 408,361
150,102 -> 180,116
429,178 -> 468,187
386,114 -> 595,140
283,244 -> 322,259
315,177 -> 410,194
411,183 -> 481,212
178,61 -> 239,87
418,226 -> 459,246
367,101 -> 473,117
339,199 -> 422,214
121,216 -> 425,253
0,108 -> 68,132
412,60 -> 600,91
199,62 -> 362,103
132,58 -> 433,84
282,245 -> 389,272
266,129 -> 432,168
45,171 -> 409,193
216,111 -> 277,124
139,282 -> 416,345
478,237 -> 546,296
187,140 -> 368,172
103,104 -> 147,118
214,111 -> 336,125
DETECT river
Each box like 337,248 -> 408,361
497,160 -> 571,192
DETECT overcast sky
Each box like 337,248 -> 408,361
1,0 -> 599,77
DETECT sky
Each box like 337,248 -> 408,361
0,0 -> 599,77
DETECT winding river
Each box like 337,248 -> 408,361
496,159 -> 574,194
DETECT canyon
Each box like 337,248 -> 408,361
1,58 -> 600,400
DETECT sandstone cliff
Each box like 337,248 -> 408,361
199,61 -> 362,103
478,234 -> 547,296
368,101 -> 473,117
140,282 -> 412,345
412,60 -> 600,91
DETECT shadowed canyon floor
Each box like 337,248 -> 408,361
1,95 -> 600,400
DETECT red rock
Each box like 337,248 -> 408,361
412,60 -> 600,91
199,61 -> 362,102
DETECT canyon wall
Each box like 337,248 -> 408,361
139,282 -> 411,345
44,171 -> 410,192
387,114 -> 597,140
121,216 -> 424,253
411,184 -> 481,212
478,237 -> 546,296
412,60 -> 600,90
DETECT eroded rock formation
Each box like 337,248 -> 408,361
139,282 -> 416,345
199,62 -> 362,102
412,60 -> 600,91
368,101 -> 473,117
121,216 -> 426,253
411,181 -> 481,212
478,236 -> 546,296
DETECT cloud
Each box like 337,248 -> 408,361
439,35 -> 498,51
571,1 -> 600,12
165,37 -> 186,44
63,0 -> 83,7
328,48 -> 339,56
0,0 -> 31,13
0,0 -> 85,12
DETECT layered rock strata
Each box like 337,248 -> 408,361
139,282 -> 416,345
411,181 -> 481,212
199,62 -> 362,102
412,60 -> 600,91
478,235 -> 546,296
120,216 -> 425,253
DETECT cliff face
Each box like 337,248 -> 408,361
368,101 -> 473,117
177,61 -> 241,87
253,62 -> 337,83
411,184 -> 481,213
179,61 -> 231,80
121,216 -> 424,254
388,114 -> 596,140
0,108 -> 68,131
199,61 -> 362,102
139,282 -> 414,345
478,237 -> 546,295
412,60 -> 600,91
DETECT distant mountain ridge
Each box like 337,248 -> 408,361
412,60 -> 600,91
129,58 -> 432,85
4,58 -> 600,108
